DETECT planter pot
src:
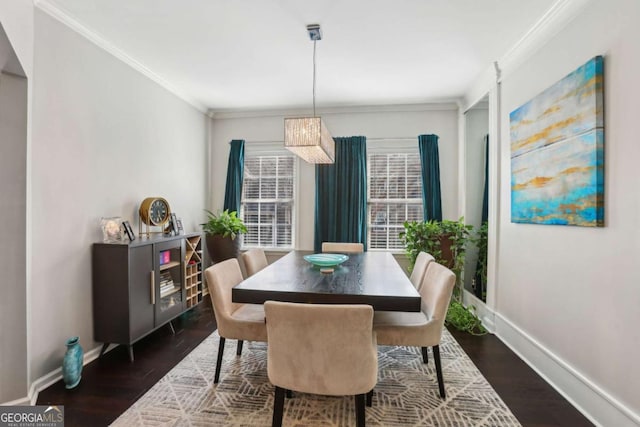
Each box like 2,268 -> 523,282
206,234 -> 241,263
62,336 -> 83,389
439,235 -> 455,269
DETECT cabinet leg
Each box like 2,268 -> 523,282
128,345 -> 134,363
169,321 -> 175,335
99,343 -> 110,358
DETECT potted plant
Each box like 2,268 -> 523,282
201,210 -> 247,263
400,218 -> 486,335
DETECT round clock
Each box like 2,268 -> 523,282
139,197 -> 171,226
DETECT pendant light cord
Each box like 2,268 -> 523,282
312,39 -> 317,117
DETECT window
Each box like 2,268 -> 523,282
368,152 -> 423,250
241,155 -> 295,248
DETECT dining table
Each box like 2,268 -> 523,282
232,250 -> 421,312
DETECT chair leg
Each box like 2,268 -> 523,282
421,346 -> 428,364
355,394 -> 366,427
272,386 -> 285,427
214,337 -> 226,384
366,389 -> 373,407
433,345 -> 445,399
236,340 -> 244,356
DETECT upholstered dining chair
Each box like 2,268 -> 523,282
264,301 -> 378,427
204,258 -> 268,383
373,262 -> 455,398
242,248 -> 268,277
321,242 -> 364,253
410,251 -> 435,290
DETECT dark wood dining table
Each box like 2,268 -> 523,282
232,250 -> 421,312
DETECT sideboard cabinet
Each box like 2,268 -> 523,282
92,232 -> 203,361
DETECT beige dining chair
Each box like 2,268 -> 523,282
321,242 -> 364,253
410,251 -> 435,290
204,258 -> 268,383
373,261 -> 455,398
264,301 -> 378,427
242,248 -> 268,277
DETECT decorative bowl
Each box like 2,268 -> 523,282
303,253 -> 349,268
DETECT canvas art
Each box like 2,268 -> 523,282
510,56 -> 604,226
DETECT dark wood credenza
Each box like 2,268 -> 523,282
92,232 -> 202,361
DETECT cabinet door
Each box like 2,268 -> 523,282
154,239 -> 185,325
129,244 -> 155,342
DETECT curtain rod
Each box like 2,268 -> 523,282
245,137 -> 418,144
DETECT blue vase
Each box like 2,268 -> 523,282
62,336 -> 83,389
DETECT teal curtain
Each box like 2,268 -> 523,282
475,134 -> 490,299
418,134 -> 442,221
223,139 -> 245,213
314,136 -> 367,252
481,134 -> 489,223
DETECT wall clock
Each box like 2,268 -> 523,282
139,197 -> 171,236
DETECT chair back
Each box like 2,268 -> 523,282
242,248 -> 268,277
321,242 -> 364,253
419,262 -> 456,341
205,258 -> 244,336
410,251 -> 435,290
264,301 -> 377,396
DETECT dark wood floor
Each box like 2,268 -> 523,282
38,299 -> 592,427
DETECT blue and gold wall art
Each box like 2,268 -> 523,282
510,56 -> 604,226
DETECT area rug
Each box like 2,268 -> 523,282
112,329 -> 521,426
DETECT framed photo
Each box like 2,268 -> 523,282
170,213 -> 183,234
122,220 -> 135,241
100,217 -> 123,242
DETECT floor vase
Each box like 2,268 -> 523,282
62,337 -> 83,389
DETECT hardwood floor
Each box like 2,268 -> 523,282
37,299 -> 592,426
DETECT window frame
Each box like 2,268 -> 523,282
366,140 -> 423,252
240,143 -> 297,251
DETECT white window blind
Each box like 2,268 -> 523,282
241,155 -> 295,248
368,152 -> 423,250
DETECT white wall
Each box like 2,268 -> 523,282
0,70 -> 28,402
495,0 -> 640,424
0,1 -> 32,405
27,9 -> 207,382
209,106 -> 459,250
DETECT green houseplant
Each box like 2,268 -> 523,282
401,218 -> 487,335
201,210 -> 247,263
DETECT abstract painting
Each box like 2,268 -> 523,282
510,56 -> 604,226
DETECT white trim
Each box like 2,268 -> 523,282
2,395 -> 31,406
210,102 -> 460,119
498,0 -> 591,81
2,344 -> 105,406
34,0 -> 207,113
461,290 -> 495,333
495,313 -> 640,427
463,0 -> 591,106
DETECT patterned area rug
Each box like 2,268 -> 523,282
112,329 -> 521,426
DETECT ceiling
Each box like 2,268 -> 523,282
42,0 -> 558,112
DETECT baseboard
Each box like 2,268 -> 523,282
7,344 -> 106,406
461,290 -> 495,332
494,313 -> 640,427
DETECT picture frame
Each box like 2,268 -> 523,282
170,213 -> 182,235
122,220 -> 135,241
101,217 -> 124,242
176,218 -> 184,234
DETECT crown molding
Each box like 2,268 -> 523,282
462,0 -> 591,105
498,0 -> 592,80
34,0 -> 207,113
208,101 -> 460,120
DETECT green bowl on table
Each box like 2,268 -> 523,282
303,253 -> 349,268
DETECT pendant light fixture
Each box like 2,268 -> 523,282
284,24 -> 335,164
